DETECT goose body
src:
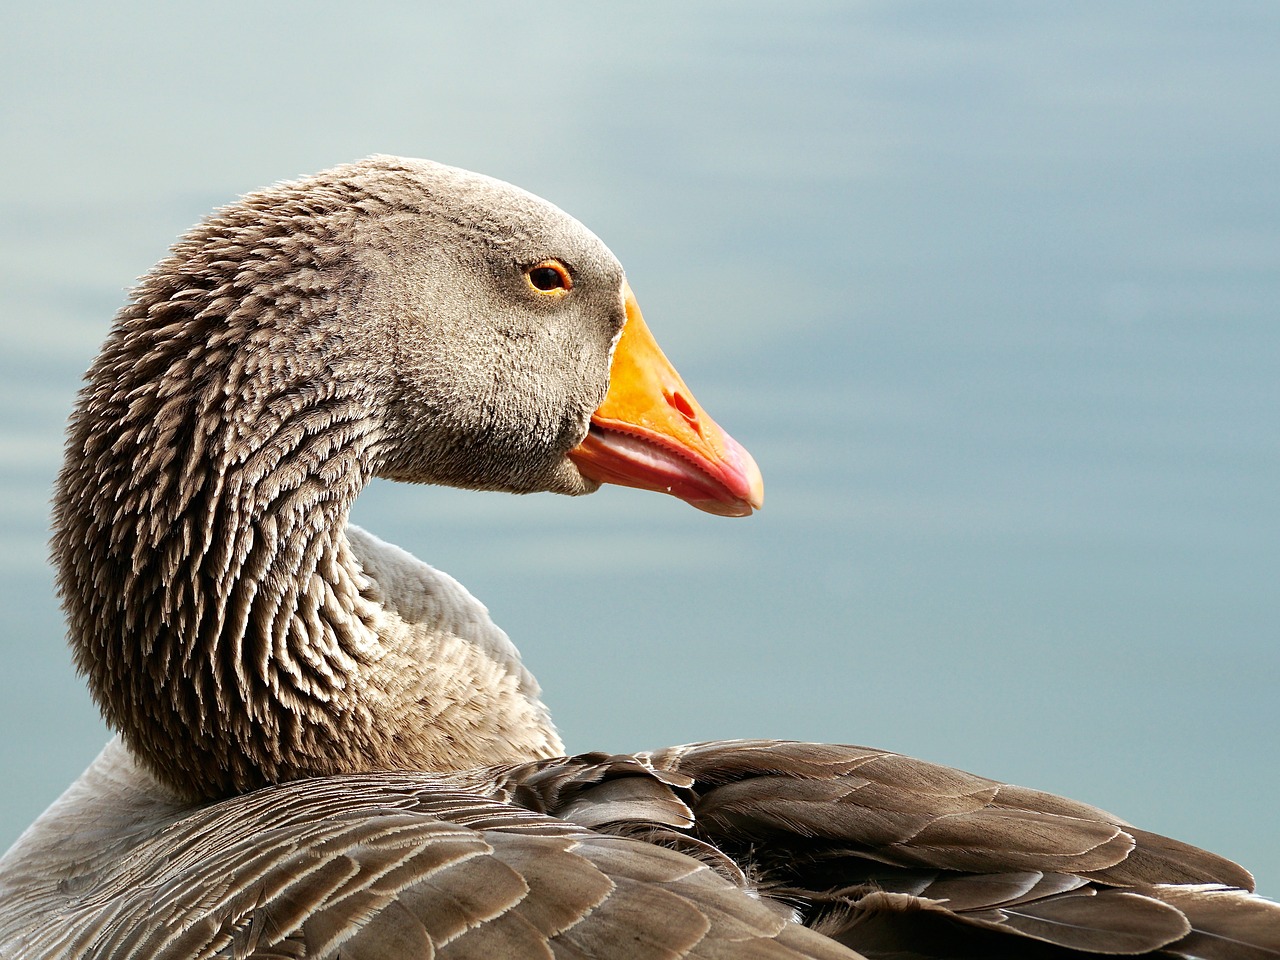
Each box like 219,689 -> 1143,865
1,156 -> 1275,959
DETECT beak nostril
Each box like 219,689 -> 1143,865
666,389 -> 700,429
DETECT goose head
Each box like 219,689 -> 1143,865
53,156 -> 762,799
244,155 -> 763,512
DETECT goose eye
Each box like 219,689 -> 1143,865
525,260 -> 572,296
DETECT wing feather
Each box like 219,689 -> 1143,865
20,741 -> 1279,958
23,771 -> 864,960
501,740 -> 1279,958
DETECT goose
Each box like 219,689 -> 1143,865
0,156 -> 1275,960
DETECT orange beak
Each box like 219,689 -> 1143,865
568,284 -> 765,517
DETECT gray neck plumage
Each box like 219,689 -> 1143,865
53,202 -> 561,801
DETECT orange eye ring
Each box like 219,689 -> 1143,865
525,259 -> 573,297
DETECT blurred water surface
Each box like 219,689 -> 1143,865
2,3 -> 1277,891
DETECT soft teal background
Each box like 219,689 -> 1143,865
2,3 -> 1277,893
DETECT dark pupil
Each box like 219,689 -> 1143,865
530,266 -> 563,291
